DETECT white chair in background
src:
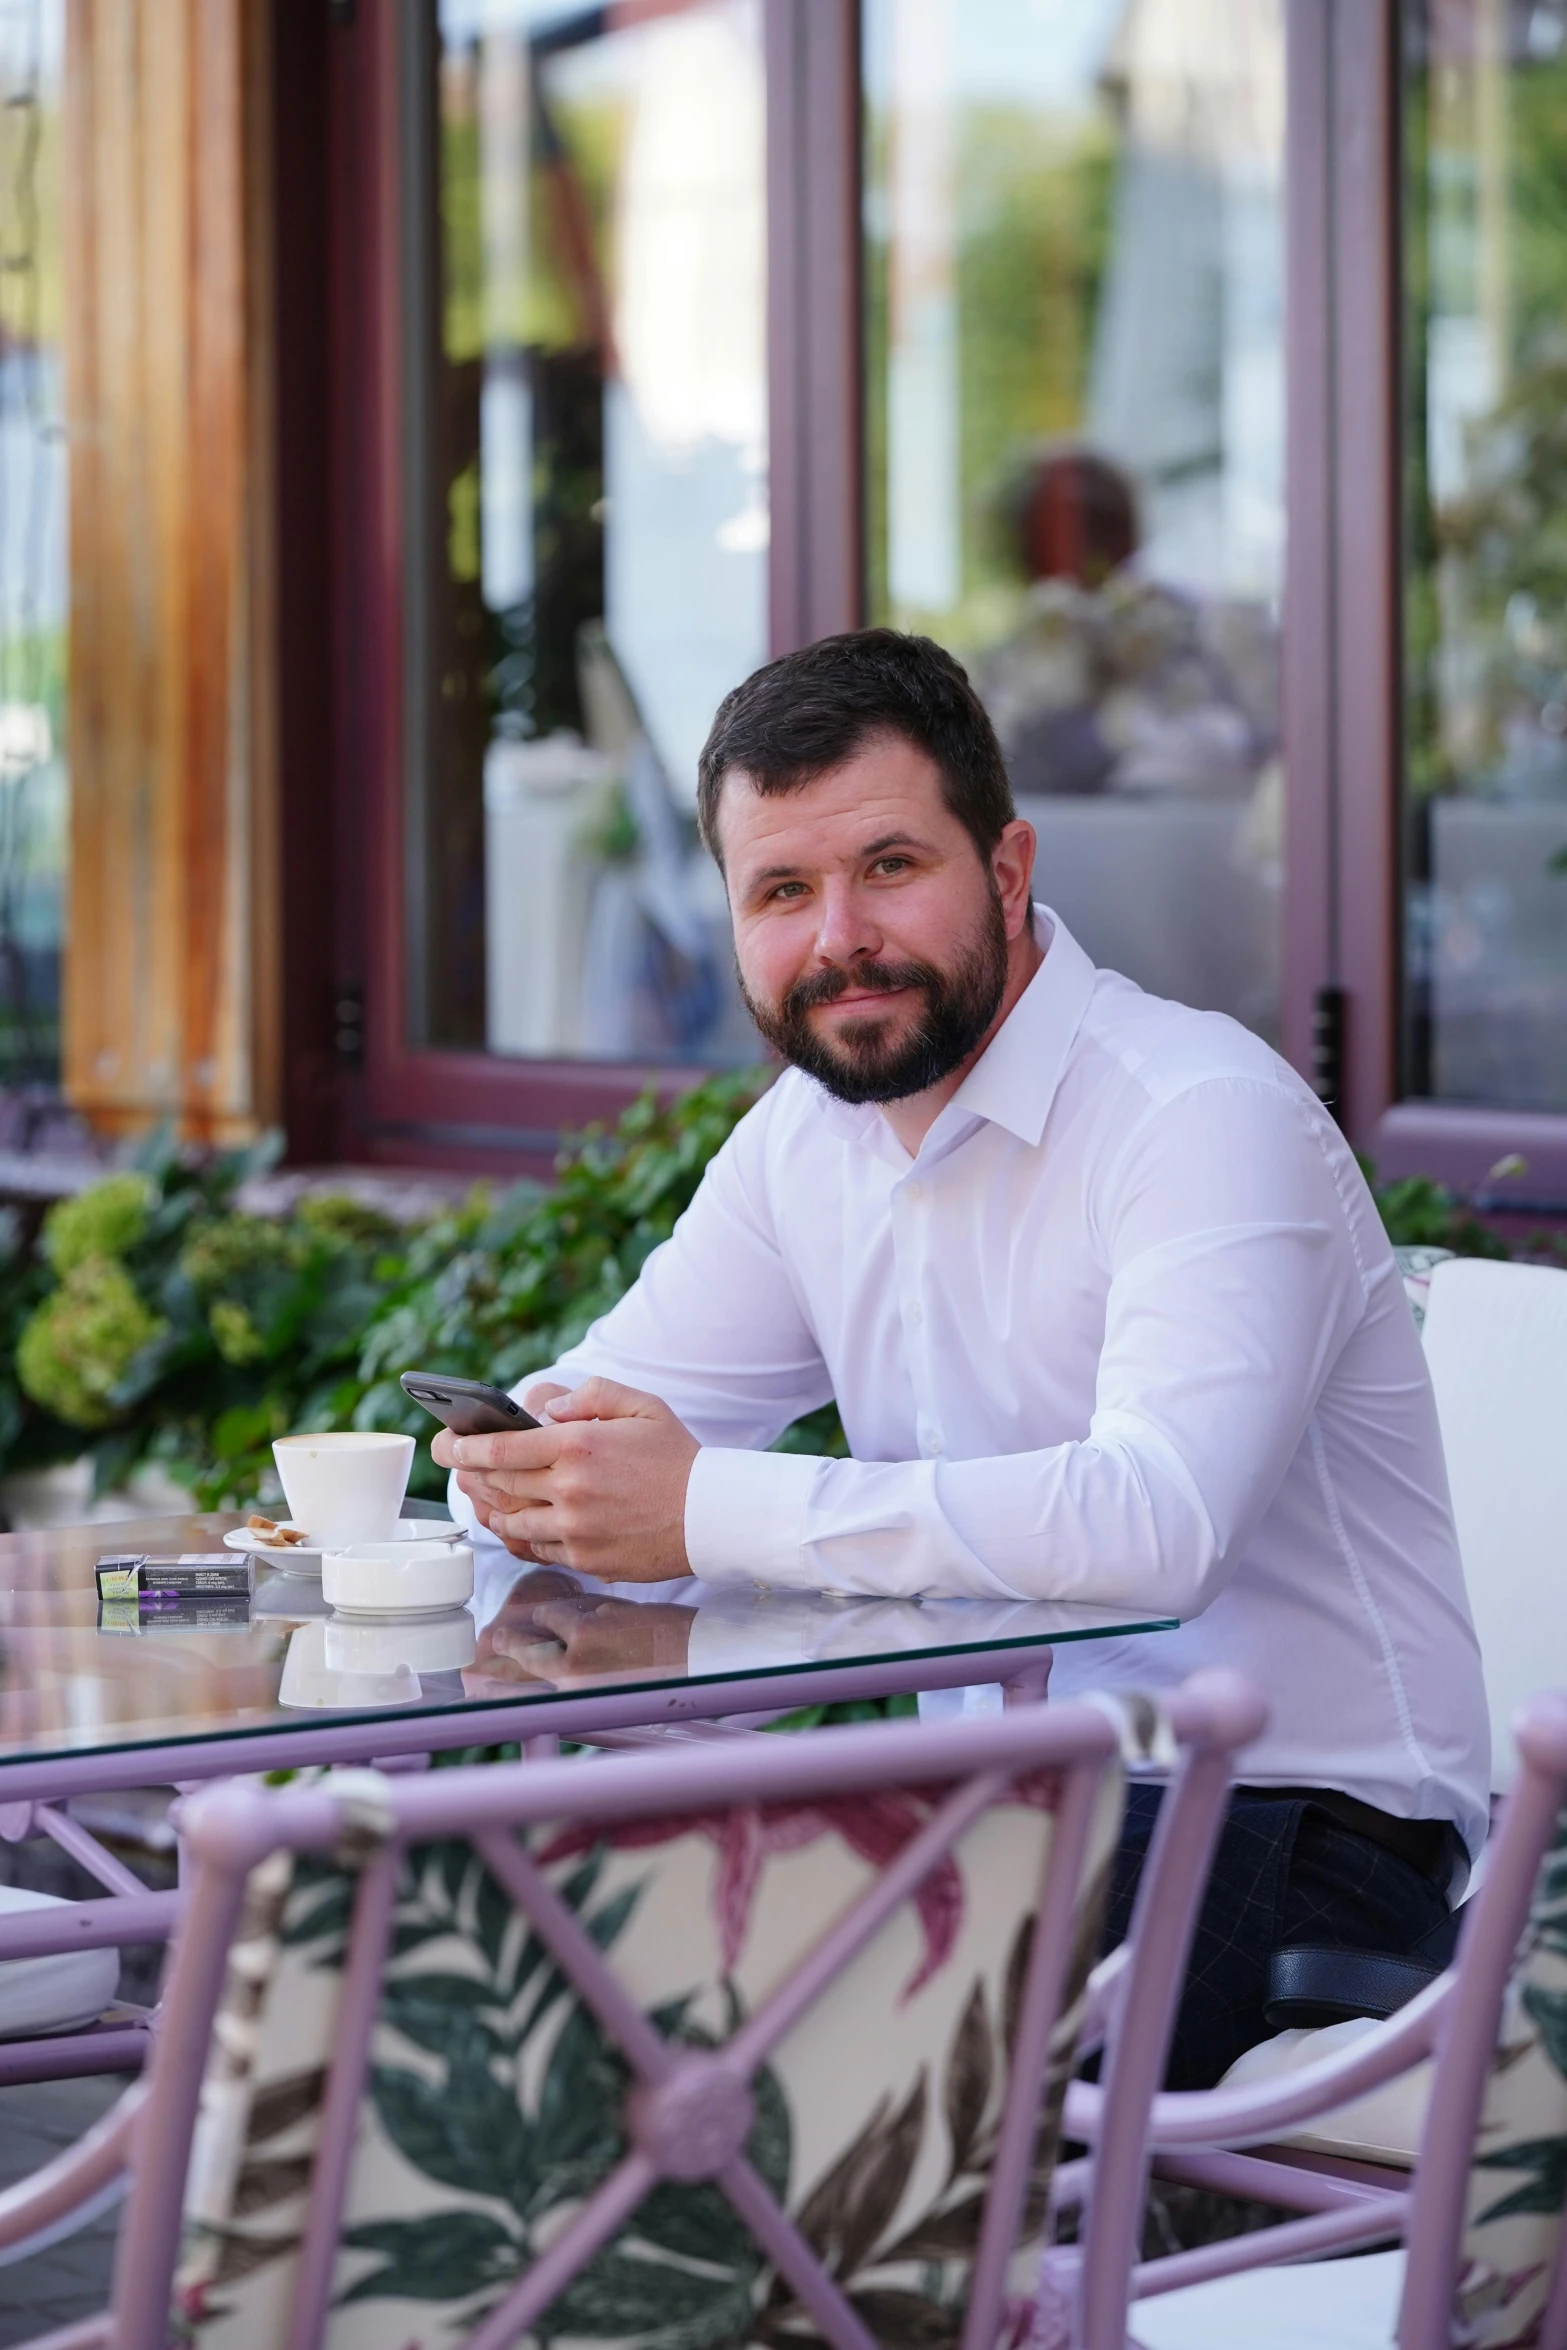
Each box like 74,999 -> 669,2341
1194,1254 -> 1567,2183
1423,1254 -> 1567,1793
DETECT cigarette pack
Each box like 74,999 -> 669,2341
94,1553 -> 253,1601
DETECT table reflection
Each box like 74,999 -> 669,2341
466,1569 -> 697,1694
280,1611 -> 479,1711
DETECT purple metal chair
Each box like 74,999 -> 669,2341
1048,1689 -> 1567,2350
0,1800 -> 174,2088
0,1673 -> 1260,2350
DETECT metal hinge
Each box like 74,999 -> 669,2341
333,980 -> 365,1070
1311,985 -> 1346,1122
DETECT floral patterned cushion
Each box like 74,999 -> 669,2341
1451,1809 -> 1567,2348
173,1751 -> 1124,2350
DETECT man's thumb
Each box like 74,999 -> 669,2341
543,1376 -> 657,1422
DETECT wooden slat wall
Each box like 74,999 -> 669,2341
62,0 -> 278,1142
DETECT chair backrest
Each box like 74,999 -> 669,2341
1401,1692 -> 1567,2350
1422,1257 -> 1567,1790
94,1690 -> 1259,2350
1072,1691 -> 1567,2350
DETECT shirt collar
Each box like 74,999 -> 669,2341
805,905 -> 1098,1156
939,906 -> 1098,1149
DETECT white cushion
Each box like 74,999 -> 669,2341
1127,2247 -> 1404,2350
0,1885 -> 120,2038
1422,1257 -> 1567,1790
1216,2020 -> 1429,2167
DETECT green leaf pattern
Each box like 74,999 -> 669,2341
1459,1807 -> 1567,2347
172,1771 -> 1120,2350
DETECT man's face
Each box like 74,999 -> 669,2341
715,733 -> 1026,1104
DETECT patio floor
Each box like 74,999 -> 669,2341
0,1814 -> 171,2338
0,2074 -> 120,2342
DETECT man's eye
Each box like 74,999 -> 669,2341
766,881 -> 808,902
871,856 -> 910,876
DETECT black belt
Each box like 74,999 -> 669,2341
1237,1784 -> 1459,1886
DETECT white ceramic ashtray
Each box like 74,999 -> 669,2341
321,1538 -> 475,1616
324,1608 -> 476,1678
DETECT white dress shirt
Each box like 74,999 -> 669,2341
455,910 -> 1490,1858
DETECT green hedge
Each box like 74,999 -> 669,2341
0,1074 -> 772,1509
0,1074 -> 1539,1512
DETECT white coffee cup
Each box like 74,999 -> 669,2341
272,1431 -> 415,1545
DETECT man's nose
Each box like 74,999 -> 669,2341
813,880 -> 881,967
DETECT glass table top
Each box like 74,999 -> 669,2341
0,1514 -> 1178,1771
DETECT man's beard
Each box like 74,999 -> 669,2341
739,890 -> 1010,1104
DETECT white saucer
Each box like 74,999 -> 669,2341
225,1517 -> 460,1578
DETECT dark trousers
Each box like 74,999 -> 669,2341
1100,1785 -> 1453,2090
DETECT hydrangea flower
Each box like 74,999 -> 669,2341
16,1258 -> 167,1428
40,1173 -> 154,1276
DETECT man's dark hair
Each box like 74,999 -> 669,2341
696,628 -> 1016,866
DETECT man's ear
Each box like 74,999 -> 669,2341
992,817 -> 1037,937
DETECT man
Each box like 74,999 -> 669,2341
440,628 -> 1488,2087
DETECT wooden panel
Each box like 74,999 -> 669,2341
61,0 -> 277,1142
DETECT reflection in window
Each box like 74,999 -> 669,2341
865,0 -> 1285,1040
0,3 -> 66,1090
409,0 -> 766,1062
1404,0 -> 1567,1110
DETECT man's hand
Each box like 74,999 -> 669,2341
431,1377 -> 699,1582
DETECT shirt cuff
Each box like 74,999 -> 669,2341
684,1446 -> 822,1587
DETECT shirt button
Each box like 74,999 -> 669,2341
908,1300 -> 924,1326
906,1179 -> 923,1201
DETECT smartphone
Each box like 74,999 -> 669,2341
400,1371 -> 541,1438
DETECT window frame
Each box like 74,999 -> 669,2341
1282,0 -> 1403,1144
303,0 -> 1567,1202
1292,0 -> 1567,1213
310,0 -> 858,1176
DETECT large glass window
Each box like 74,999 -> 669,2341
0,2 -> 66,1092
406,0 -> 767,1064
864,0 -> 1285,1039
1403,0 -> 1567,1111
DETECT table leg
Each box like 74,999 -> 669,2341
1002,1652 -> 1053,1708
32,1804 -> 150,1900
